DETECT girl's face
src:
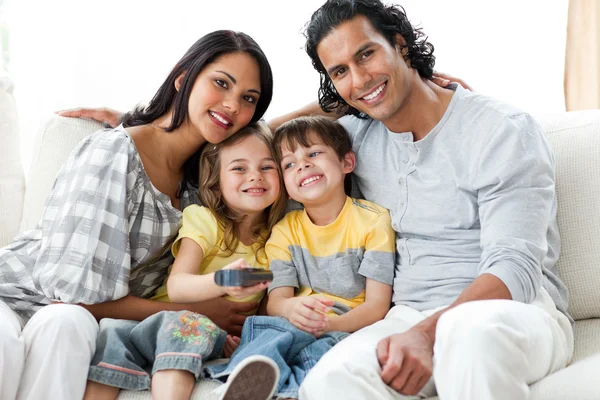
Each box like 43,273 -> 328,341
185,52 -> 261,144
219,134 -> 281,217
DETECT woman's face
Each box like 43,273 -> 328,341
186,52 -> 261,144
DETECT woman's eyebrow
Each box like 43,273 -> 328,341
216,70 -> 261,95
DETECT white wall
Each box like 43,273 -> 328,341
6,0 -> 568,171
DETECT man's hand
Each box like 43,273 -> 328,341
376,328 -> 434,396
186,297 -> 258,337
56,107 -> 123,128
283,297 -> 333,334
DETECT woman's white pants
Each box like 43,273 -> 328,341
0,301 -> 98,400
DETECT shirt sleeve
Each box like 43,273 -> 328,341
359,209 -> 396,285
171,205 -> 219,258
266,217 -> 299,293
34,130 -> 138,304
473,113 -> 555,303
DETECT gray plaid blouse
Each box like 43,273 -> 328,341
0,127 -> 198,320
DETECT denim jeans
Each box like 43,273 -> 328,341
205,316 -> 348,399
88,310 -> 226,390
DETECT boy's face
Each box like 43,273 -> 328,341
279,132 -> 355,207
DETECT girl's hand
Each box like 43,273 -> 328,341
223,335 -> 241,358
283,297 -> 334,334
55,107 -> 123,128
431,71 -> 474,91
221,259 -> 270,299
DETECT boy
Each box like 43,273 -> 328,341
206,116 -> 396,400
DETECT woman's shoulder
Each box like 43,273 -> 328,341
71,126 -> 139,165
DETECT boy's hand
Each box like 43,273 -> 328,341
223,335 -> 241,358
221,259 -> 269,299
283,297 -> 334,334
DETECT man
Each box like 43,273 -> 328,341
287,1 -> 574,399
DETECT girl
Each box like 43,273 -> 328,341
0,30 -> 273,400
84,123 -> 287,400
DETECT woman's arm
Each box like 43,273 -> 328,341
323,279 -> 392,334
56,107 -> 123,127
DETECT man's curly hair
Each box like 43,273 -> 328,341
304,0 -> 435,119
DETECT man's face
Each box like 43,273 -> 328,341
316,15 -> 414,125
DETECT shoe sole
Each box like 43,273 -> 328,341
222,359 -> 278,400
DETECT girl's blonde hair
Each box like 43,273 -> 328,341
199,122 -> 287,261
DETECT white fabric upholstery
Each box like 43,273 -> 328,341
538,110 -> 600,320
19,115 -> 104,232
3,111 -> 599,399
0,77 -> 25,247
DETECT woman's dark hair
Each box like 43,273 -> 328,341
304,0 -> 435,118
123,30 -> 273,196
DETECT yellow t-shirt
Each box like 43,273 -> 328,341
266,197 -> 395,316
151,205 -> 267,310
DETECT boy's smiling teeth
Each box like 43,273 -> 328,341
210,111 -> 231,125
362,83 -> 386,100
301,175 -> 322,187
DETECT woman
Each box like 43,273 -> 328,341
0,30 -> 273,400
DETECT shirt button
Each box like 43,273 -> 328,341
398,177 -> 404,185
400,202 -> 405,207
399,246 -> 405,252
402,158 -> 409,163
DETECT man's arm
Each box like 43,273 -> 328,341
377,114 -> 556,395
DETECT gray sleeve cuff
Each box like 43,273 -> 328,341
358,251 -> 395,285
268,259 -> 299,293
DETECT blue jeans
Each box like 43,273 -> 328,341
88,310 -> 226,390
205,316 -> 348,399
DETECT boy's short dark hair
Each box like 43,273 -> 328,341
273,116 -> 352,163
274,116 -> 354,195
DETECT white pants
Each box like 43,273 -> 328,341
300,288 -> 574,400
0,301 -> 99,400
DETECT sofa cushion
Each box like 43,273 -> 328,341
0,77 -> 25,247
538,110 -> 600,320
19,115 -> 105,232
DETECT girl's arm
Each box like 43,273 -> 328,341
167,238 -> 269,303
166,238 -> 226,303
322,279 -> 392,334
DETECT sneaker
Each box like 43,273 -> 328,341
218,355 -> 279,400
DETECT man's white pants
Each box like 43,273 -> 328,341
0,301 -> 99,400
300,288 -> 574,400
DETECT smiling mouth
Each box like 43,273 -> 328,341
360,82 -> 386,101
209,111 -> 232,126
243,188 -> 267,193
300,175 -> 323,187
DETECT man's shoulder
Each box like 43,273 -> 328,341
457,88 -> 532,122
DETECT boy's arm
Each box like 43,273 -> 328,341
268,287 -> 332,333
323,279 -> 392,334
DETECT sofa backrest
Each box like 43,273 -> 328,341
19,115 -> 105,232
17,111 -> 600,321
0,77 -> 25,248
538,110 -> 600,321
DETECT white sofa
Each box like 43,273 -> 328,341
1,77 -> 599,399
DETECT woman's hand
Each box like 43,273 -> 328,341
56,107 -> 123,128
431,71 -> 474,91
185,297 -> 258,336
